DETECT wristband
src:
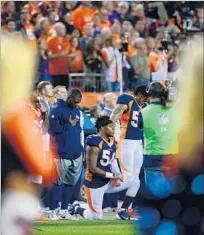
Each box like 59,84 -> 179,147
105,172 -> 114,178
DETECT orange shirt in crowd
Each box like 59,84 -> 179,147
69,48 -> 84,73
23,22 -> 38,50
149,51 -> 161,73
100,20 -> 111,29
126,44 -> 136,59
47,36 -> 71,75
40,26 -> 55,41
113,33 -> 122,41
23,2 -> 41,20
72,6 -> 98,31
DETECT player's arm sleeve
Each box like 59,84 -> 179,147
48,109 -> 69,134
138,112 -> 144,129
110,94 -> 129,123
86,145 -> 106,177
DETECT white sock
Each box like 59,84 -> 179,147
117,200 -> 123,211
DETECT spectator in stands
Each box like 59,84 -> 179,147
84,38 -> 104,92
60,1 -> 72,16
146,37 -> 160,73
16,8 -> 38,50
48,89 -> 84,220
101,37 -> 122,92
168,47 -> 180,73
72,1 -> 98,31
102,2 -> 115,16
100,7 -> 111,29
109,1 -> 129,25
35,17 -> 52,40
47,22 -> 70,87
122,19 -> 134,36
93,12 -> 102,33
84,39 -> 103,74
38,1 -> 53,16
80,22 -> 94,53
48,9 -> 57,33
101,27 -> 112,41
1,1 -> 18,25
38,38 -> 51,83
130,39 -> 150,88
71,28 -> 82,39
69,37 -> 84,73
135,20 -> 146,38
61,11 -> 74,35
3,17 -> 16,34
111,20 -> 122,39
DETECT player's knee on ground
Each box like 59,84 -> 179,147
83,209 -> 104,220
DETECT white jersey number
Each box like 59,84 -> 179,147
131,111 -> 139,128
100,150 -> 115,167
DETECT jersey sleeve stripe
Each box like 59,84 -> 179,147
120,100 -> 134,139
85,169 -> 93,181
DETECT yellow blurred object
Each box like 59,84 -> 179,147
1,35 -> 57,183
178,40 -> 203,167
1,35 -> 36,119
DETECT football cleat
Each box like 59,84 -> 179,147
58,211 -> 78,220
127,208 -> 141,220
116,209 -> 139,220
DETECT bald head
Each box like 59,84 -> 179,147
103,93 -> 117,110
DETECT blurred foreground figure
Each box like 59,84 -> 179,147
178,38 -> 204,170
1,36 -> 56,235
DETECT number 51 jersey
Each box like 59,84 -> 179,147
117,94 -> 147,140
84,134 -> 117,189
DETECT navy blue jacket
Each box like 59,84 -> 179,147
49,99 -> 84,159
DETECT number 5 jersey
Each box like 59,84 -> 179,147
117,94 -> 147,140
84,135 -> 117,189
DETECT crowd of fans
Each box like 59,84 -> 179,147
2,1 -> 203,92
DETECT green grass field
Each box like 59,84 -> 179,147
35,215 -> 136,235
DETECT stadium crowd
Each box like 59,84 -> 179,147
1,1 -> 203,92
1,1 -> 204,235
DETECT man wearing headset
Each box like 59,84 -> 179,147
137,81 -> 179,198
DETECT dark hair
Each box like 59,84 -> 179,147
37,81 -> 52,94
72,28 -> 82,37
95,115 -> 113,132
5,17 -> 15,25
148,82 -> 168,106
70,36 -> 80,50
134,85 -> 148,97
104,38 -> 113,47
86,39 -> 95,54
69,88 -> 82,98
90,105 -> 100,118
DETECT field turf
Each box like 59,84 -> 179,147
35,214 -> 136,235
